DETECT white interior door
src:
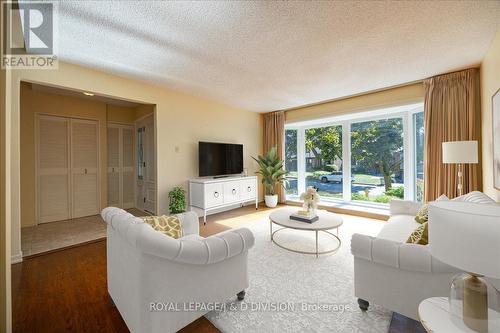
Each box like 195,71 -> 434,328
135,126 -> 144,210
37,115 -> 70,223
135,114 -> 156,214
121,126 -> 135,209
71,119 -> 99,218
144,116 -> 156,213
107,125 -> 120,207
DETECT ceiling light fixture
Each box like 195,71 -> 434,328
83,92 -> 94,96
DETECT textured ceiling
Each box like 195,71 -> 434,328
34,1 -> 500,112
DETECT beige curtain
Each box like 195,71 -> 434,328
424,68 -> 482,202
263,111 -> 285,203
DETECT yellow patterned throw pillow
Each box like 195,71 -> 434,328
142,215 -> 183,239
406,222 -> 428,245
414,195 -> 449,224
414,204 -> 429,224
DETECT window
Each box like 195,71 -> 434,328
284,129 -> 298,196
350,118 -> 404,203
284,103 -> 424,207
413,112 -> 424,201
305,125 -> 343,199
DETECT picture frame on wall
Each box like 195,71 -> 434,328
493,88 -> 500,190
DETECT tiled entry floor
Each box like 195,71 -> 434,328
21,208 -> 147,257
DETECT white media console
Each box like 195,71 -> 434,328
189,176 -> 258,224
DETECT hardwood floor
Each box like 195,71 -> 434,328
12,204 -> 425,333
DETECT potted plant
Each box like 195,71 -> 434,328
168,186 -> 186,214
252,146 -> 289,207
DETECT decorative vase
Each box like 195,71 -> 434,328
449,272 -> 500,332
265,194 -> 278,208
303,202 -> 316,216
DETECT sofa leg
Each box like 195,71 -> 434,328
237,290 -> 246,301
358,298 -> 369,311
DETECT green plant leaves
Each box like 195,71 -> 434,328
168,186 -> 186,214
252,146 -> 289,195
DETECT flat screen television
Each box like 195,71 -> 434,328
199,142 -> 243,177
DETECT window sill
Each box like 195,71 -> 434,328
286,198 -> 390,221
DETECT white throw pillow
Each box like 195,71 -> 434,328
452,191 -> 497,205
435,194 -> 450,202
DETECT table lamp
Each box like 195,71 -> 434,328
442,141 -> 478,196
429,201 -> 500,332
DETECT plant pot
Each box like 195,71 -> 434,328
265,194 -> 278,208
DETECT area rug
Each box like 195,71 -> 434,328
205,214 -> 392,333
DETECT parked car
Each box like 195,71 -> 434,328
319,172 -> 355,183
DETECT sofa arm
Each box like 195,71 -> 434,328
179,227 -> 255,264
137,225 -> 255,265
176,211 -> 199,236
351,233 -> 459,273
390,199 -> 422,216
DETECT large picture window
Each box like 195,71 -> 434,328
305,125 -> 343,199
413,112 -> 425,201
284,129 -> 298,197
284,103 -> 424,206
350,118 -> 404,203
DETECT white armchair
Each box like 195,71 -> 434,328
351,200 -> 460,320
102,207 -> 255,333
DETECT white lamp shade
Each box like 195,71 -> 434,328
442,141 -> 478,164
428,201 -> 500,278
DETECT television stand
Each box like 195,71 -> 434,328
189,176 -> 258,224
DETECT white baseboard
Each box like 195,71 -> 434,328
11,251 -> 23,264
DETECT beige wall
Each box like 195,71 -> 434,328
480,30 -> 500,201
135,104 -> 155,121
106,104 -> 137,123
285,82 -> 424,123
9,61 -> 263,258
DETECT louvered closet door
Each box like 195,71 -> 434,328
37,116 -> 70,223
121,126 -> 135,209
71,119 -> 99,218
107,126 -> 120,207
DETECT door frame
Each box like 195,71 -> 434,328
34,113 -> 101,225
134,113 -> 157,214
107,122 -> 136,209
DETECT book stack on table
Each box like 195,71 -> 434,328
290,210 -> 318,223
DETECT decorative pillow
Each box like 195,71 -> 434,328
406,222 -> 428,245
452,191 -> 497,205
414,205 -> 429,224
142,215 -> 183,239
414,194 -> 449,224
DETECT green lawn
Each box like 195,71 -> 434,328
353,174 -> 383,185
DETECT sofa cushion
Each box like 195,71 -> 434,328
452,191 -> 497,205
377,214 -> 421,243
142,215 -> 183,239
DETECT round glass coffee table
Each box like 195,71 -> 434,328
269,207 -> 343,257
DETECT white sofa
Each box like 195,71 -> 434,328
350,200 -> 460,320
102,207 -> 255,333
